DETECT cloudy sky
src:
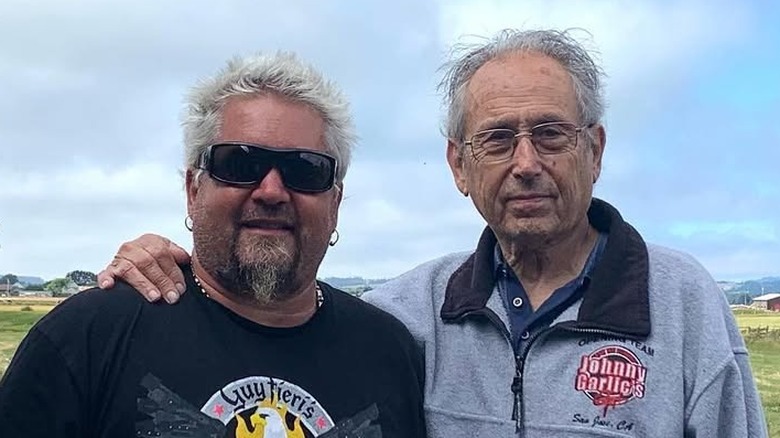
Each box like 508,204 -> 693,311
1,0 -> 778,282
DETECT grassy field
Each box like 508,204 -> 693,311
737,312 -> 780,329
733,308 -> 780,437
0,298 -> 55,375
0,300 -> 778,436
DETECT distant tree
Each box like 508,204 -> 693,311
1,273 -> 18,285
66,270 -> 98,286
728,292 -> 752,305
23,284 -> 42,291
45,278 -> 74,297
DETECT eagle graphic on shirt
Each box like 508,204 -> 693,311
135,373 -> 381,438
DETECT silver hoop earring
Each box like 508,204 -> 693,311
185,215 -> 193,231
328,229 -> 340,247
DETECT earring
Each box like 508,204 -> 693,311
185,215 -> 193,231
329,229 -> 340,247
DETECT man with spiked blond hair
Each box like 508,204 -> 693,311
0,52 -> 426,438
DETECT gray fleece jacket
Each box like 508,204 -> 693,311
362,199 -> 767,437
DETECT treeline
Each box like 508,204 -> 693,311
1,270 -> 98,296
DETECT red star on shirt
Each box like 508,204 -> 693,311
213,404 -> 225,417
316,416 -> 328,430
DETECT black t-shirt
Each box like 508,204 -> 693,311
0,268 -> 426,437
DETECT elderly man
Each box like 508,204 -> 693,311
94,30 -> 766,437
0,53 -> 426,438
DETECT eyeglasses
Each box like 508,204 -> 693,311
464,122 -> 593,163
197,143 -> 338,193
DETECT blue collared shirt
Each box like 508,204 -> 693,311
494,232 -> 608,352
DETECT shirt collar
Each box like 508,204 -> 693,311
441,198 -> 651,338
493,232 -> 608,285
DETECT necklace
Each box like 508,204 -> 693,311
191,269 -> 324,308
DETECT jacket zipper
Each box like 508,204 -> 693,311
460,307 -> 524,428
511,355 -> 523,429
509,324 -> 636,431
495,266 -> 533,431
556,324 -> 630,338
494,267 -> 536,431
459,290 -> 636,431
511,329 -> 547,430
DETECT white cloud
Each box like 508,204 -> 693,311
0,162 -> 182,201
0,0 -> 776,283
436,0 -> 752,85
669,220 -> 778,242
0,161 -> 189,279
696,247 -> 780,281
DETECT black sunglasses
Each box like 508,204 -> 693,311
197,143 -> 338,193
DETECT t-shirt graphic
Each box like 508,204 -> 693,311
202,375 -> 334,437
136,374 -> 382,438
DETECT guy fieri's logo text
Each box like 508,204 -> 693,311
201,376 -> 335,436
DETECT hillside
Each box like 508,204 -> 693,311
722,277 -> 780,305
16,276 -> 45,286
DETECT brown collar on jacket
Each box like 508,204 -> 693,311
440,198 -> 651,338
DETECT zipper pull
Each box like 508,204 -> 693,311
511,375 -> 522,431
511,375 -> 520,417
512,357 -> 524,430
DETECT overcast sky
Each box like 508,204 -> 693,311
1,0 -> 778,282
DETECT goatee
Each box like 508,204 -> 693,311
228,236 -> 297,304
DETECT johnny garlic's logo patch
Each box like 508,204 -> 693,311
202,376 -> 335,437
575,345 -> 647,416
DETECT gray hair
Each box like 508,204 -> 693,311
440,29 -> 606,142
183,52 -> 356,183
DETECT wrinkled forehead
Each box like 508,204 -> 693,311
464,52 -> 579,130
218,93 -> 327,151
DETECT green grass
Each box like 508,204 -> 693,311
737,313 -> 780,330
0,307 -> 778,436
0,310 -> 48,375
746,337 -> 780,437
736,310 -> 780,437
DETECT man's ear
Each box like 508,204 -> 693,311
185,169 -> 199,214
446,139 -> 469,197
590,124 -> 606,184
